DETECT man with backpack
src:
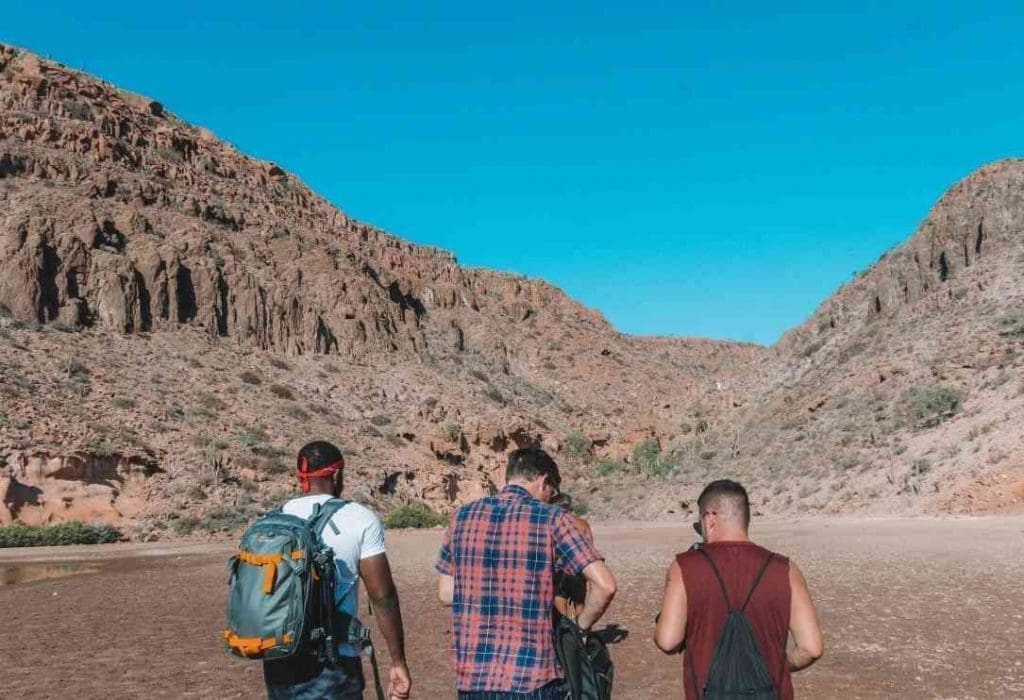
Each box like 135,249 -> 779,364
227,441 -> 411,699
654,479 -> 823,699
553,492 -> 592,620
437,447 -> 618,699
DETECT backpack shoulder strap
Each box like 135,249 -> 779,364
697,548 -> 733,610
698,548 -> 775,613
740,552 -> 775,613
311,498 -> 349,537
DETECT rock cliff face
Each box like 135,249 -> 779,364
777,160 -> 1024,363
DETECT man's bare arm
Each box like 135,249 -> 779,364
654,560 -> 687,654
575,560 -> 617,631
438,573 -> 454,606
787,561 -> 823,672
360,553 -> 408,665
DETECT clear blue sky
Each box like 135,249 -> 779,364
5,2 -> 1023,344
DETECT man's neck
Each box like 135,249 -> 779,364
708,530 -> 750,544
505,481 -> 541,500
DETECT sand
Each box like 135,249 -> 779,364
1,516 -> 1022,699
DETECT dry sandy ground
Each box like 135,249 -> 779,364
1,517 -> 1022,699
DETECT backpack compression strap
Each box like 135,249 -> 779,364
297,455 -> 345,493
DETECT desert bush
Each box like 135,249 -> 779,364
237,427 -> 268,450
269,384 -> 295,401
239,370 -> 262,386
286,405 -> 310,420
198,393 -> 226,411
905,385 -> 963,427
0,522 -> 123,548
85,437 -> 116,456
572,499 -> 590,516
596,458 -> 626,477
385,503 -> 446,529
998,310 -> 1024,337
199,507 -> 255,533
565,430 -> 593,464
171,516 -> 200,535
269,357 -> 291,371
370,415 -> 392,426
484,387 -> 505,405
443,421 -> 462,442
632,439 -> 677,478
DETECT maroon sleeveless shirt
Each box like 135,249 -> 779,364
675,542 -> 792,700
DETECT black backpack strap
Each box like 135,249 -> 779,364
697,548 -> 733,610
740,552 -> 775,613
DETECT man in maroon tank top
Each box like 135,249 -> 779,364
654,480 -> 823,699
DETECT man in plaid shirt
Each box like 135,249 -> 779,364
437,447 -> 618,698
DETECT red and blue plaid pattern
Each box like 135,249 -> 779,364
437,485 -> 601,693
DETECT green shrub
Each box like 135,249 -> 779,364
199,507 -> 255,533
286,405 -> 310,420
632,438 -> 677,478
0,522 -> 123,548
171,516 -> 199,535
198,392 -> 226,411
111,396 -> 135,409
385,503 -> 446,529
905,385 -> 963,427
269,384 -> 295,401
596,458 -> 626,476
85,437 -> 117,456
565,430 -> 593,464
239,370 -> 262,386
572,499 -> 590,516
237,427 -> 268,450
443,421 -> 462,442
998,310 -> 1024,337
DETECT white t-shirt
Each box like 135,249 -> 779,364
281,494 -> 386,656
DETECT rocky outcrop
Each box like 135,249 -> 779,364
777,160 -> 1024,361
0,44 -> 609,363
1,451 -> 163,525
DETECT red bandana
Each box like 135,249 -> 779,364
297,455 -> 344,493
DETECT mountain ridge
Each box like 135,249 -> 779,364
1,43 -> 1021,537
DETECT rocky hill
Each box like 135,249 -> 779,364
1,44 -> 1021,538
0,44 -> 761,536
631,160 -> 1024,519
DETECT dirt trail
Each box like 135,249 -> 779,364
1,517 -> 1022,699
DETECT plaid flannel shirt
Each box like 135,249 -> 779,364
436,484 -> 602,693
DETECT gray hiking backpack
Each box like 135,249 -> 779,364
222,499 -> 371,665
688,549 -> 779,700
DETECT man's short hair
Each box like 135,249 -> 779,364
554,492 -> 574,511
506,447 -> 560,489
697,479 -> 751,528
297,440 -> 344,472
